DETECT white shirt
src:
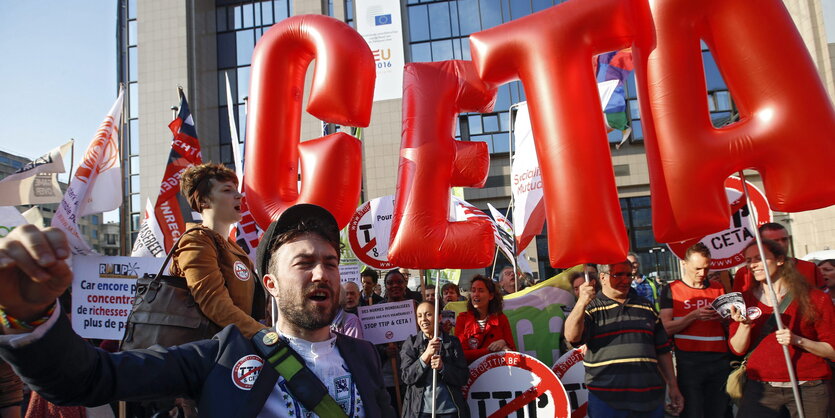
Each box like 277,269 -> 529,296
258,332 -> 365,417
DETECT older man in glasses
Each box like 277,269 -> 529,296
564,260 -> 683,418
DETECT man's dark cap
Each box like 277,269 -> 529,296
255,204 -> 339,278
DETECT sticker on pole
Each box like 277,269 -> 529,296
668,176 -> 771,270
464,351 -> 570,418
348,195 -> 396,269
551,347 -> 588,418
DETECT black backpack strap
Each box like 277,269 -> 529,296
252,329 -> 348,417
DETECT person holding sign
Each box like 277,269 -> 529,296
400,301 -> 469,418
729,240 -> 835,417
455,275 -> 516,363
658,243 -> 730,418
564,260 -> 683,417
173,163 -> 266,338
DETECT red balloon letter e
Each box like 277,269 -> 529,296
388,61 -> 496,269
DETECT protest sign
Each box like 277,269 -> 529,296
668,176 -> 771,270
348,195 -> 396,269
552,347 -> 588,418
71,255 -> 164,340
357,300 -> 416,344
464,351 -> 571,418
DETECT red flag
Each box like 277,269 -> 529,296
153,88 -> 202,253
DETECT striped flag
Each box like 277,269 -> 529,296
53,87 -> 125,255
593,49 -> 634,145
152,88 -> 203,253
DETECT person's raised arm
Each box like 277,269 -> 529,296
0,225 -> 72,332
564,281 -> 595,345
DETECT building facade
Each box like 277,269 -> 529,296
118,0 -> 835,285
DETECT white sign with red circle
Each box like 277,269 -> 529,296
233,260 -> 250,281
464,351 -> 570,418
746,306 -> 763,320
668,176 -> 772,270
348,196 -> 396,269
231,355 -> 263,390
552,347 -> 588,418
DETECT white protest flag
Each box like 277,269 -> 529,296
0,140 -> 73,206
511,102 -> 547,254
487,203 -> 516,264
131,199 -> 166,257
511,82 -> 620,253
53,87 -> 125,255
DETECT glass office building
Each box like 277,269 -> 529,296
118,0 -> 835,281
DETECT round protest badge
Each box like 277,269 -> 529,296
231,355 -> 263,390
348,196 -> 396,269
552,347 -> 588,418
668,176 -> 771,271
233,260 -> 250,281
746,306 -> 763,320
464,351 -> 570,418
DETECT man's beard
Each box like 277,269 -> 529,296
278,285 -> 338,330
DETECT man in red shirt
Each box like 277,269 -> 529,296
733,223 -> 823,292
660,243 -> 729,418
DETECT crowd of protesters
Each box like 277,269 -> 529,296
1,193 -> 834,418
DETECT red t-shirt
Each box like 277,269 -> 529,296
729,289 -> 835,382
455,311 -> 517,363
734,258 -> 823,293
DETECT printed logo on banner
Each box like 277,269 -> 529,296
348,197 -> 396,269
464,351 -> 570,418
668,176 -> 771,270
233,260 -> 250,281
232,355 -> 264,390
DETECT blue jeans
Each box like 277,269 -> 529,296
587,391 -> 665,418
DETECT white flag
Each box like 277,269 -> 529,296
488,203 -> 516,264
0,140 -> 73,206
53,87 -> 125,255
131,199 -> 166,257
511,83 -> 617,254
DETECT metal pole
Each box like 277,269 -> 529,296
738,171 -> 805,418
431,272 -> 441,418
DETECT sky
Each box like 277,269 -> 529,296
0,1 -> 117,168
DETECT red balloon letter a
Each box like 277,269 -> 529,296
244,15 -> 375,229
388,61 -> 497,269
636,0 -> 835,242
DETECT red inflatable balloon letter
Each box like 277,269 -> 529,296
388,60 -> 497,269
634,0 -> 835,242
469,0 -> 635,267
244,15 -> 375,229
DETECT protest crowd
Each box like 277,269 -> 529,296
1,3 -> 835,417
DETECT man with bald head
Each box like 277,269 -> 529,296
342,281 -> 361,315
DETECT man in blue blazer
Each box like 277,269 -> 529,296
0,204 -> 395,417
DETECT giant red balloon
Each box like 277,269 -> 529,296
469,0 -> 634,267
633,0 -> 835,243
244,15 -> 375,229
387,60 -> 496,269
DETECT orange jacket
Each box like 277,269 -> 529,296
170,224 -> 266,338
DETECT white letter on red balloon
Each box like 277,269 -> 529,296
244,15 -> 375,229
469,0 -> 635,267
388,60 -> 497,269
634,0 -> 835,242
